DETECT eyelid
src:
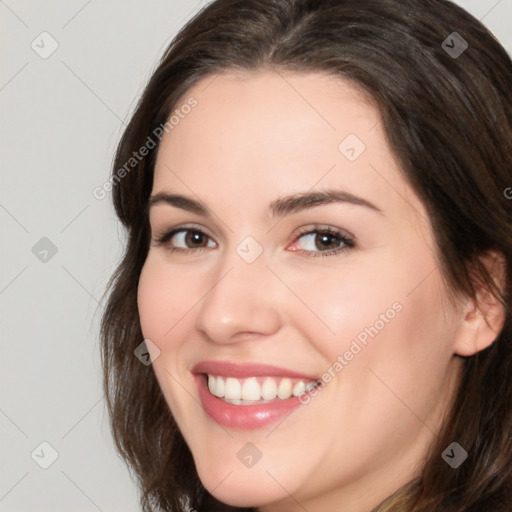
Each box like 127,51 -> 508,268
152,223 -> 217,245
292,224 -> 355,242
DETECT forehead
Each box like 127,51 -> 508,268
152,69 -> 427,226
156,70 -> 377,170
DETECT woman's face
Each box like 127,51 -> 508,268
137,70 -> 466,511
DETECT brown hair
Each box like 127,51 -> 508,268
100,0 -> 512,510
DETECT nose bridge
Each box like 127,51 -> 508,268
194,242 -> 281,343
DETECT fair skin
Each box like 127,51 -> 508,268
137,70 -> 500,512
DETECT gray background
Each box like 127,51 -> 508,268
1,1 -> 511,510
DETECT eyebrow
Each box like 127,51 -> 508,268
148,189 -> 384,217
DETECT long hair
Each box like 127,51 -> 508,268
100,1 -> 512,510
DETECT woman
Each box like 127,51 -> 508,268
100,0 -> 512,510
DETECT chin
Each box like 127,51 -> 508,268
196,461 -> 288,509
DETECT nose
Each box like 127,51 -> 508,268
194,254 -> 282,345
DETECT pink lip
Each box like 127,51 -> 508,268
193,361 -> 317,430
192,360 -> 318,380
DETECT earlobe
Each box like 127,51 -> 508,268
454,303 -> 500,357
454,250 -> 506,357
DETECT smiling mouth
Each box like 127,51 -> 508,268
204,374 -> 320,404
194,363 -> 322,428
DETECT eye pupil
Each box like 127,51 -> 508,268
316,233 -> 338,250
186,231 -> 207,247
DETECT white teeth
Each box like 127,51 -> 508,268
206,374 -> 317,402
224,399 -> 243,405
241,377 -> 261,401
225,377 -> 241,400
208,375 -> 216,394
292,381 -> 306,397
212,375 -> 224,397
277,378 -> 292,399
261,378 -> 278,400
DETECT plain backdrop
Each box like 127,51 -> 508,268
1,1 -> 511,510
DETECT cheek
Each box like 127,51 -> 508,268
286,247 -> 456,384
281,258 -> 407,360
137,255 -> 198,343
337,266 -> 459,433
137,258 -> 196,418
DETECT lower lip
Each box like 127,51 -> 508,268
196,374 -> 304,430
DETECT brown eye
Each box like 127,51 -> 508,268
287,226 -> 355,259
315,232 -> 340,251
154,228 -> 216,252
184,230 -> 209,247
294,229 -> 353,252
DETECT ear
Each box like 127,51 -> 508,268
454,250 -> 507,357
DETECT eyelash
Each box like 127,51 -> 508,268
152,224 -> 355,258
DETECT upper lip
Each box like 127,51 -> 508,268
192,360 -> 318,381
